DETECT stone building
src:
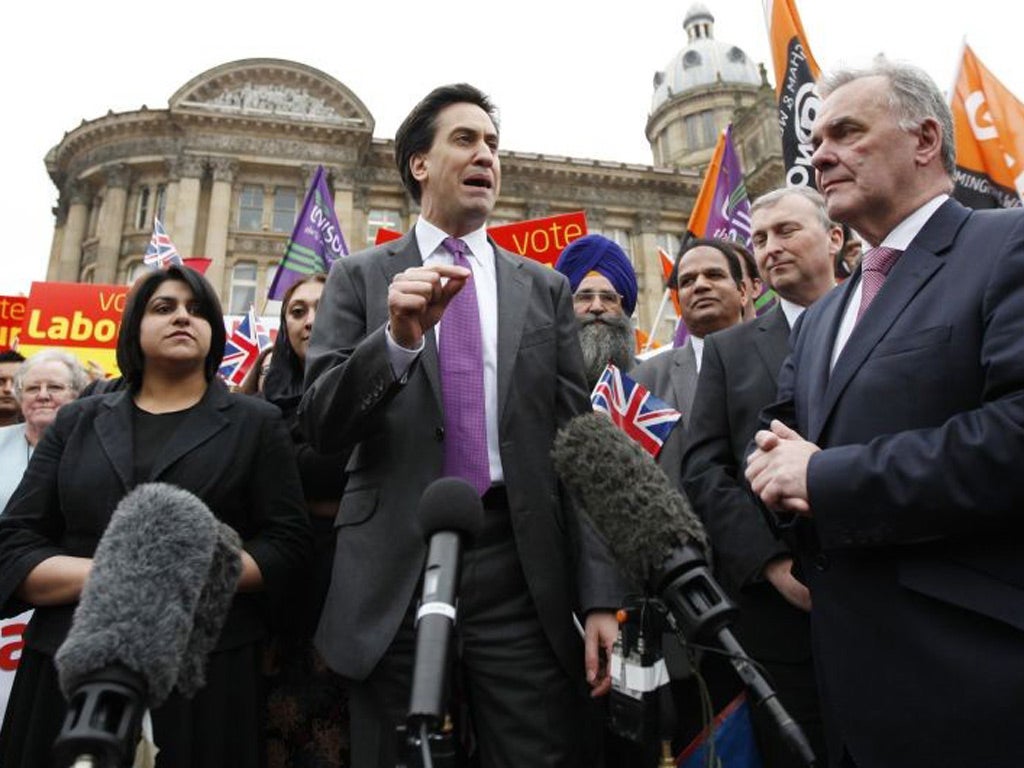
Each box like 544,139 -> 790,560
43,4 -> 781,343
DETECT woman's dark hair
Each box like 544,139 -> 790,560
671,237 -> 745,289
116,265 -> 226,390
394,83 -> 498,204
262,273 -> 327,411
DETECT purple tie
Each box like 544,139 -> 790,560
438,237 -> 490,496
856,246 -> 902,322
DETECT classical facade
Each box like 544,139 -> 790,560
43,5 -> 782,344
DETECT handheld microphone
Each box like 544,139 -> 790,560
52,483 -> 241,768
406,477 -> 482,731
553,413 -> 817,767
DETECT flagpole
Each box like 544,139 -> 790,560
643,288 -> 673,352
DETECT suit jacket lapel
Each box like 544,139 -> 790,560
381,232 -> 442,409
149,381 -> 231,480
813,200 -> 967,441
755,306 -> 791,389
95,391 -> 135,492
673,340 -> 699,423
495,245 -> 530,423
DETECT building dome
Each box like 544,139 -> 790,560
651,4 -> 761,111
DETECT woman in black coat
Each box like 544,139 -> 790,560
261,273 -> 351,767
0,265 -> 311,767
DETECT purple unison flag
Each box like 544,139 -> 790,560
267,165 -> 348,300
702,126 -> 753,249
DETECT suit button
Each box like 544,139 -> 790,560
814,553 -> 830,571
435,427 -> 445,442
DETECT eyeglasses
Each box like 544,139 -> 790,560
573,290 -> 623,308
22,382 -> 70,398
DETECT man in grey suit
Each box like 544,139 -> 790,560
683,187 -> 840,765
632,238 -> 749,489
300,84 -> 620,768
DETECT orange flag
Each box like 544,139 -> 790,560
951,44 -> 1024,209
764,0 -> 822,189
658,247 -> 681,318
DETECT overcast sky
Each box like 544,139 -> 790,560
2,0 -> 1021,295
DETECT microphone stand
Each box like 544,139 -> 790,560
396,715 -> 459,768
52,665 -> 147,768
654,547 -> 818,768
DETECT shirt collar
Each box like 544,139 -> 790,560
415,217 -> 490,264
878,194 -> 949,251
779,298 -> 806,329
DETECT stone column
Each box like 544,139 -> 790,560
351,187 -> 369,248
172,155 -> 206,259
162,157 -> 181,233
633,211 -> 664,343
203,158 -> 237,298
94,165 -> 130,284
330,166 -> 355,248
56,183 -> 91,282
47,203 -> 68,282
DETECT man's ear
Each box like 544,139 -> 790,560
915,117 -> 943,168
827,225 -> 844,259
411,153 -> 428,183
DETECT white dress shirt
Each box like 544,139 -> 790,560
830,194 -> 948,368
386,217 -> 504,484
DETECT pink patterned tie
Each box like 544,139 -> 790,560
438,237 -> 491,496
856,246 -> 902,322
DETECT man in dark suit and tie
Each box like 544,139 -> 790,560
632,239 -> 749,489
746,60 -> 1024,768
300,84 -> 620,768
683,186 -> 840,765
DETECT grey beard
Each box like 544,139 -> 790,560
577,313 -> 635,390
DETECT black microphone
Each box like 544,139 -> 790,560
552,413 -> 817,767
52,483 -> 241,768
407,478 -> 482,732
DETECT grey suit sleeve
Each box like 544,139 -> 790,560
299,257 -> 403,455
682,334 -> 788,592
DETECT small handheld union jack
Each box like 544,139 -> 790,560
143,218 -> 184,270
591,363 -> 682,458
219,306 -> 271,386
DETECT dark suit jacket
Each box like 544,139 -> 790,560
0,381 -> 312,655
300,231 -> 618,681
682,307 -> 812,665
631,339 -> 698,493
765,199 -> 1024,767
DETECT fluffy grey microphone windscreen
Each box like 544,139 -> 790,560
552,412 -> 709,587
55,483 -> 221,708
175,521 -> 242,697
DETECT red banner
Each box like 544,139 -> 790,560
0,296 -> 26,351
18,282 -> 130,374
374,211 -> 588,267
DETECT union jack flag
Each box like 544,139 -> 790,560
219,306 -> 271,386
143,218 -> 183,269
591,363 -> 682,457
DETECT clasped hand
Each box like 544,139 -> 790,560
745,419 -> 821,516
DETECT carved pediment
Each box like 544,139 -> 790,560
170,58 -> 374,131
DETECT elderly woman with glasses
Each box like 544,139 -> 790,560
0,350 -> 88,511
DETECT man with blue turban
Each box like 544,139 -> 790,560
555,234 -> 639,388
